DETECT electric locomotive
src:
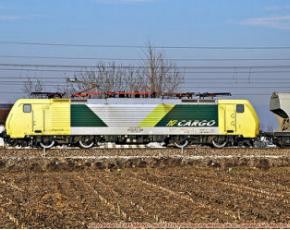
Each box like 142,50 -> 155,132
0,92 -> 260,148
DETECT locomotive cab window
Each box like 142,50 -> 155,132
236,104 -> 244,113
23,104 -> 31,113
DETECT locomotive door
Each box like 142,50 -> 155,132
225,105 -> 236,133
32,106 -> 44,134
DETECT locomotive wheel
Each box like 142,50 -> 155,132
79,136 -> 95,149
174,139 -> 189,149
40,137 -> 55,149
212,136 -> 228,148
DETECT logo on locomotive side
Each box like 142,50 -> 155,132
166,120 -> 216,127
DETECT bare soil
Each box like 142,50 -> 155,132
0,166 -> 289,228
0,148 -> 289,228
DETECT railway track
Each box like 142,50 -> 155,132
0,140 -> 276,150
0,145 -> 288,156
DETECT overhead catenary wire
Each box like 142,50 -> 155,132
2,78 -> 290,83
1,76 -> 290,80
1,63 -> 290,69
1,55 -> 290,62
1,77 -> 290,87
1,68 -> 290,74
0,41 -> 289,100
0,81 -> 289,89
1,41 -> 290,50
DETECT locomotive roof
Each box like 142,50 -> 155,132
72,98 -> 217,105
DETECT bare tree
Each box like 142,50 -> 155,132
34,79 -> 43,92
76,63 -> 128,92
71,45 -> 183,97
23,78 -> 33,96
23,78 -> 44,97
142,45 -> 183,96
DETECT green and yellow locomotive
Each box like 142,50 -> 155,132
2,95 -> 259,148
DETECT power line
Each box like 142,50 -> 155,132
3,76 -> 290,79
1,63 -> 290,69
0,81 -> 290,88
1,55 -> 290,62
1,68 -> 290,74
2,79 -> 290,83
1,41 -> 290,49
1,83 -> 290,87
4,78 -> 290,85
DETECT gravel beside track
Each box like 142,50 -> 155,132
0,154 -> 289,172
0,148 -> 289,171
0,147 -> 290,158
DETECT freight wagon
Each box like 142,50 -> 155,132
0,104 -> 13,125
270,92 -> 290,146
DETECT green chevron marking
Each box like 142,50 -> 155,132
71,104 -> 107,127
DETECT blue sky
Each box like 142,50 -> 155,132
1,0 -> 290,46
0,0 -> 290,128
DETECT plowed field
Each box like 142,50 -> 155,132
0,166 -> 289,228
